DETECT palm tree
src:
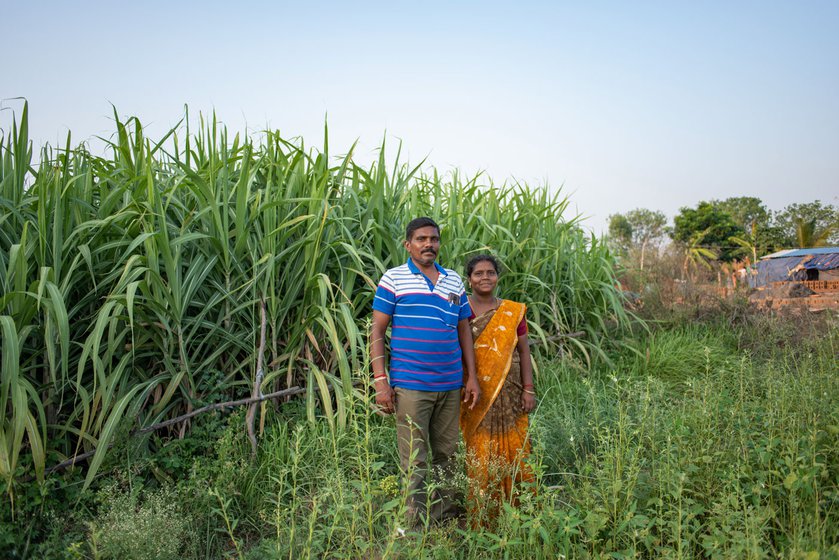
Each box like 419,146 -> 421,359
682,228 -> 718,281
729,222 -> 758,263
794,218 -> 834,248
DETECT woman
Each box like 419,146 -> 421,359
460,254 -> 536,520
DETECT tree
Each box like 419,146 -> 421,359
608,209 -> 667,270
712,197 -> 786,257
793,217 -> 834,248
672,202 -> 744,262
682,229 -> 718,280
607,213 -> 633,255
715,196 -> 770,232
627,209 -> 667,270
775,201 -> 839,246
728,232 -> 758,264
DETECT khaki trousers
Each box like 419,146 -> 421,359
394,387 -> 462,524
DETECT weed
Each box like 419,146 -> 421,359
88,485 -> 186,560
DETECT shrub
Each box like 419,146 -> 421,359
89,486 -> 186,560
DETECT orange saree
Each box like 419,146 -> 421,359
460,299 -> 534,517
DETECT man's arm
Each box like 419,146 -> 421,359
457,318 -> 480,409
371,310 -> 396,414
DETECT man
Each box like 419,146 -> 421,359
371,217 -> 481,527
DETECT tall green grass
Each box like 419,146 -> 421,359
20,319 -> 834,559
0,104 -> 629,500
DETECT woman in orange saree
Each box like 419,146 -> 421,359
460,255 -> 536,522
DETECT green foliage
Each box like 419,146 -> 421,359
4,315 -> 838,558
714,196 -> 770,233
624,209 -> 668,247
711,197 -> 838,253
715,196 -> 787,258
532,318 -> 839,558
0,103 -> 629,505
629,325 -> 733,384
608,208 -> 667,270
672,201 -> 745,262
793,217 -> 835,248
608,213 -> 633,253
88,485 -> 187,560
608,197 -> 838,268
775,200 -> 839,246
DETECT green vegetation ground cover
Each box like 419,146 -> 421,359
5,312 -> 837,559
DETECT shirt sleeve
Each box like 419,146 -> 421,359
372,273 -> 396,316
459,291 -> 472,321
454,274 -> 472,320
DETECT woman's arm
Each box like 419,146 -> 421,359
517,334 -> 536,413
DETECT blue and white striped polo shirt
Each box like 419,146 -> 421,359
373,259 -> 472,391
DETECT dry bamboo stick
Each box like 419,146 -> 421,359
528,331 -> 586,345
43,386 -> 305,475
246,299 -> 268,456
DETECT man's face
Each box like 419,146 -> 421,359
404,226 -> 440,267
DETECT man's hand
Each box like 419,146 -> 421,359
462,375 -> 481,410
375,378 -> 396,415
457,317 -> 479,410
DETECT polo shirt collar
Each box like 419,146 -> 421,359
407,259 -> 447,276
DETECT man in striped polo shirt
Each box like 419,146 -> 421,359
371,217 -> 481,527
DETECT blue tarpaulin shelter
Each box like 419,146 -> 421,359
749,247 -> 839,288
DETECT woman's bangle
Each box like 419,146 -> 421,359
373,374 -> 387,380
523,384 -> 534,389
523,389 -> 536,395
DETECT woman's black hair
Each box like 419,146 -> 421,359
465,254 -> 500,276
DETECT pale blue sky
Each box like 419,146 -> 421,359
2,1 -> 837,233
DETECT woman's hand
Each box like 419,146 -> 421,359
521,390 -> 536,413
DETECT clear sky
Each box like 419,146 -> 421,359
2,0 -> 838,233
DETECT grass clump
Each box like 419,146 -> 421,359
628,325 -> 734,384
88,485 -> 186,560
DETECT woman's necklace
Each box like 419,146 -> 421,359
469,295 -> 499,315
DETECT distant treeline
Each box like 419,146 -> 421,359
609,197 -> 838,266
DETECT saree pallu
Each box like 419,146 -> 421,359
460,299 -> 534,517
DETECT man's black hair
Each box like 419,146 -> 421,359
405,217 -> 440,240
465,254 -> 501,277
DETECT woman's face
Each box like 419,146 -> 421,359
469,260 -> 499,296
